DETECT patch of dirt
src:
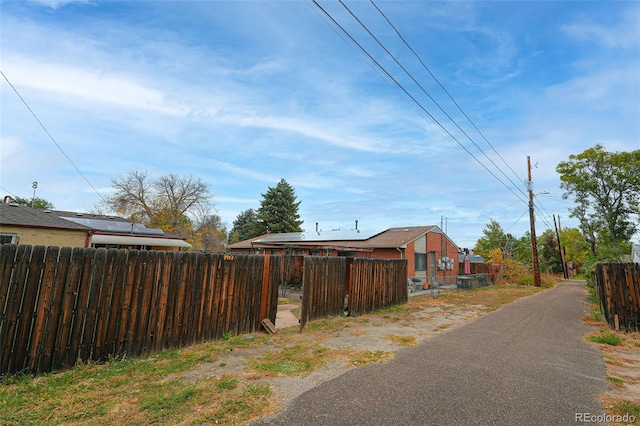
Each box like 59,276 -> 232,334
593,331 -> 640,411
181,294 -> 488,415
582,313 -> 640,424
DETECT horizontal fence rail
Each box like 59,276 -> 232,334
0,245 -> 278,376
595,262 -> 640,333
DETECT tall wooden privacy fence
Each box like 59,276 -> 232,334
0,245 -> 279,376
299,257 -> 408,331
595,262 -> 640,333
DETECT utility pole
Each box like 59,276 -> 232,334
527,157 -> 541,287
556,215 -> 568,279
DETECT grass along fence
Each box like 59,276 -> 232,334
595,262 -> 640,333
0,245 -> 279,376
1,245 -> 411,376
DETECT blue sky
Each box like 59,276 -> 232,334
1,0 -> 638,248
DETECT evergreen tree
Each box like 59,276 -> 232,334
229,208 -> 261,243
256,179 -> 303,234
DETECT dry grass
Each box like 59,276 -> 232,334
0,282 -> 553,425
583,295 -> 640,424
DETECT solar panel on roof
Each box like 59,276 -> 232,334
257,228 -> 380,243
60,217 -> 165,235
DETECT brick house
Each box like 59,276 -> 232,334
227,225 -> 460,283
0,203 -> 191,251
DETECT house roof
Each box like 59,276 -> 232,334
0,203 -> 92,232
0,203 -> 191,248
228,225 -> 454,251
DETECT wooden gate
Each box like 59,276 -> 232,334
298,257 -> 408,331
299,257 -> 346,331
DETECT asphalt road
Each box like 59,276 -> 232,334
253,281 -> 608,425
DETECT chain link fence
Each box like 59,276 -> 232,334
408,273 -> 493,294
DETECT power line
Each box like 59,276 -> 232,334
369,0 -> 526,189
0,69 -> 108,204
311,0 -> 528,206
338,0 -> 528,202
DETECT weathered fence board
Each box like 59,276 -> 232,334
595,262 -> 640,333
1,243 -> 412,375
349,259 -> 408,316
0,246 -> 279,376
299,257 -> 408,331
300,256 -> 346,331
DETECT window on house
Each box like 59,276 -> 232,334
415,253 -> 427,271
0,233 -> 18,244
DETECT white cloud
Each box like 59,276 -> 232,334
24,0 -> 93,9
562,5 -> 640,49
4,57 -> 188,116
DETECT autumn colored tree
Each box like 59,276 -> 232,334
102,170 -> 214,239
474,219 -> 516,260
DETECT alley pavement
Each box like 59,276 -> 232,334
253,281 -> 608,425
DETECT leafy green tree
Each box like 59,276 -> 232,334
474,219 -> 516,260
538,229 -> 563,274
11,196 -> 54,210
559,227 -> 590,273
512,233 -> 532,264
255,179 -> 303,234
229,209 -> 261,244
556,144 -> 640,258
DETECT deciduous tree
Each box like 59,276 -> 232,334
556,144 -> 640,258
474,219 -> 516,260
103,170 -> 213,238
10,196 -> 54,210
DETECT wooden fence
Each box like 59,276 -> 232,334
349,259 -> 408,316
299,257 -> 347,330
0,245 -> 279,376
299,257 -> 408,331
595,262 -> 640,333
1,244 -> 410,376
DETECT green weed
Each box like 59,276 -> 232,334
589,331 -> 623,346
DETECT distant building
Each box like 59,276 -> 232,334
0,202 -> 190,251
227,225 -> 460,282
633,244 -> 640,263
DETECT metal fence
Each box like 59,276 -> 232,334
408,273 -> 493,294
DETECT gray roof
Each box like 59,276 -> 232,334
228,226 -> 449,250
0,203 -> 92,231
255,228 -> 381,244
60,216 -> 164,235
459,253 -> 485,263
0,204 -> 170,237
